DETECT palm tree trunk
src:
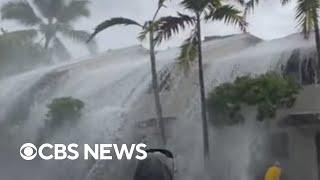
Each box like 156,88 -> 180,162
45,19 -> 53,49
196,13 -> 210,165
313,9 -> 320,83
149,22 -> 166,146
44,35 -> 51,49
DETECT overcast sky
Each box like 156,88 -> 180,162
0,0 -> 298,57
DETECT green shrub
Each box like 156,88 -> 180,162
45,97 -> 85,129
37,97 -> 84,144
207,73 -> 301,127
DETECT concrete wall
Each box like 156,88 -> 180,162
270,125 -> 319,180
287,128 -> 318,180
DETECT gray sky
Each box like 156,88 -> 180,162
0,0 -> 298,57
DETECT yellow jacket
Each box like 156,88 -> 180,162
264,166 -> 282,180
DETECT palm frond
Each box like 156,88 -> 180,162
240,0 -> 290,14
1,1 -> 41,26
209,0 -> 222,7
87,17 -> 142,42
181,0 -> 198,10
295,0 -> 318,38
205,5 -> 247,32
181,0 -> 211,12
61,28 -> 90,42
177,29 -> 198,73
158,0 -> 170,8
51,37 -> 71,60
240,0 -> 259,15
57,0 -> 90,23
153,0 -> 171,21
60,28 -> 97,54
301,8 -> 313,39
39,23 -> 60,37
33,0 -> 63,20
138,24 -> 149,41
152,13 -> 196,44
281,0 -> 291,5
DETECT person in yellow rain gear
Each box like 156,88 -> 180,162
264,161 -> 282,180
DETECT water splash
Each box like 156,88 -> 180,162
0,33 -> 316,180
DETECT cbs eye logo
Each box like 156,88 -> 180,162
20,143 -> 37,160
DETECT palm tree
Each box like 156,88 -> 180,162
153,0 -> 247,164
241,0 -> 320,82
87,0 -> 170,146
1,0 -> 96,59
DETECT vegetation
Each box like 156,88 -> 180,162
45,97 -> 85,129
241,0 -> 320,81
1,0 -> 97,60
207,73 -> 301,127
37,97 -> 84,144
154,0 -> 247,161
87,0 -> 170,146
0,29 -> 50,76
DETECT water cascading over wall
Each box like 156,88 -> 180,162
0,33 -> 318,180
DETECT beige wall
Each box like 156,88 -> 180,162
286,128 -> 318,180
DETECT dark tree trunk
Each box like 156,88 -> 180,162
196,13 -> 210,165
149,22 -> 166,146
313,10 -> 320,84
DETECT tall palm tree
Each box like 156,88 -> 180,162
1,0 -> 96,59
153,0 -> 247,164
241,0 -> 320,82
87,0 -> 170,146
